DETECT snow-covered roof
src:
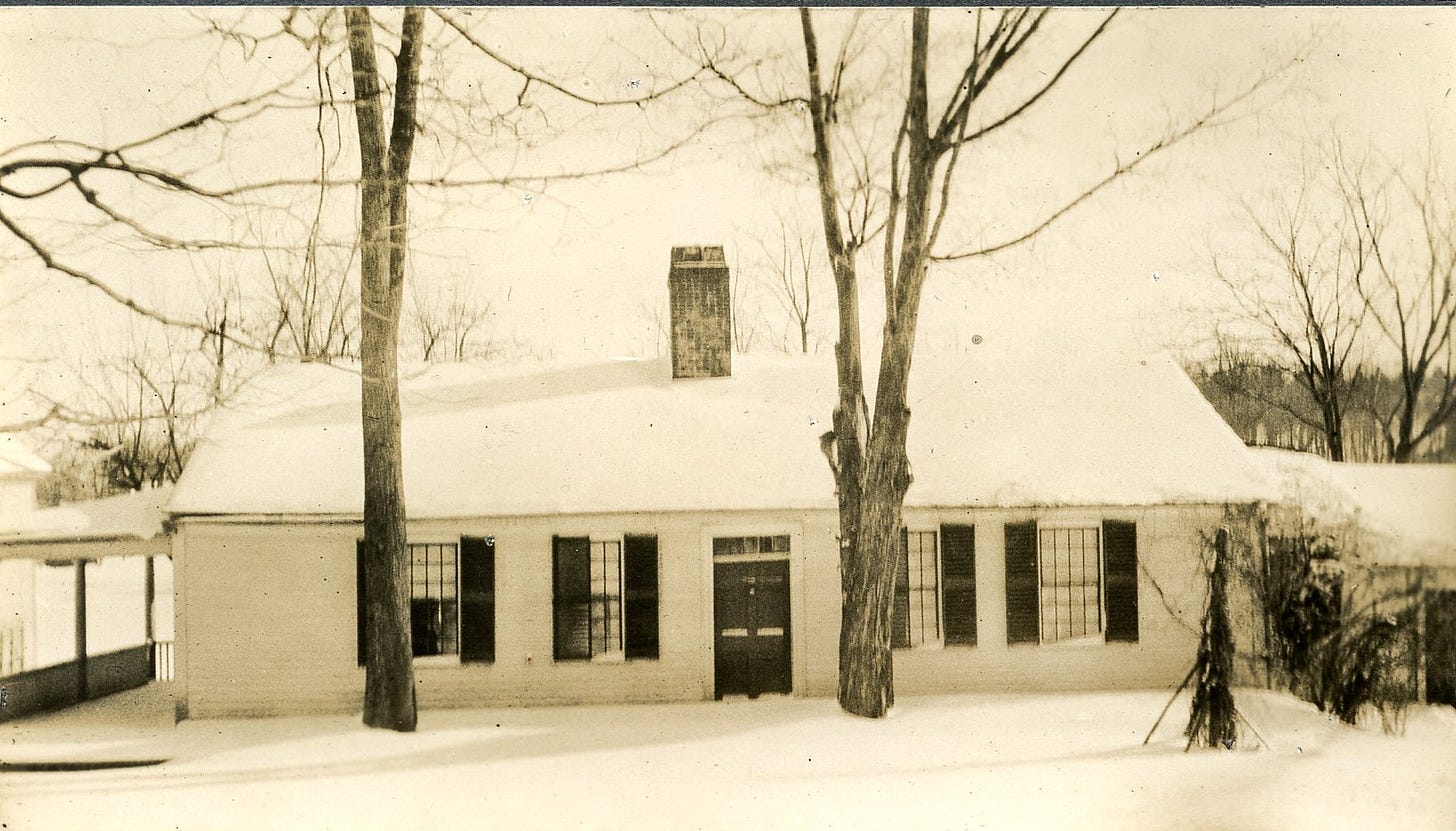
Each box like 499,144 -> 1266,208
1336,463 -> 1456,568
0,483 -> 174,545
1253,448 -> 1456,568
0,434 -> 50,479
1252,448 -> 1362,529
171,339 -> 1272,518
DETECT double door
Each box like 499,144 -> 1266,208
713,559 -> 791,698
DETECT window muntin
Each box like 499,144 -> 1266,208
894,530 -> 941,648
1038,527 -> 1101,643
589,539 -> 623,656
410,542 -> 459,657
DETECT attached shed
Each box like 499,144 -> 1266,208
1255,448 -> 1456,704
169,250 -> 1273,718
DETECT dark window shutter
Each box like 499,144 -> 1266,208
892,528 -> 911,649
553,536 -> 592,660
1103,520 -> 1139,643
356,539 -> 367,667
941,524 -> 977,646
623,535 -> 659,659
1005,521 -> 1040,644
460,536 -> 496,663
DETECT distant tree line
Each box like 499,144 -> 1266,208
1214,141 -> 1455,463
1189,343 -> 1456,463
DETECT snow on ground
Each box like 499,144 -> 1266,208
2,685 -> 1453,830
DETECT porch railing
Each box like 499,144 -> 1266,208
153,639 -> 174,682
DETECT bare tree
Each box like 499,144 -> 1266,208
407,275 -> 493,362
255,234 -> 360,362
1216,181 -> 1371,463
36,325 -> 213,495
757,215 -> 820,355
1343,146 -> 1456,462
695,8 -> 1291,716
729,247 -> 760,354
344,6 -> 425,732
1221,141 -> 1456,463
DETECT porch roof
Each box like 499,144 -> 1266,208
0,484 -> 173,560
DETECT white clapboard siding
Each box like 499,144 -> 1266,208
176,505 -> 1222,717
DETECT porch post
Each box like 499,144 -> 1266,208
145,555 -> 156,678
75,559 -> 88,700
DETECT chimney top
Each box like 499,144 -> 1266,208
671,245 -> 726,265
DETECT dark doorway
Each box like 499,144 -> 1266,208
1426,589 -> 1456,707
714,559 -> 791,698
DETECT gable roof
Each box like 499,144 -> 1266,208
171,341 -> 1272,519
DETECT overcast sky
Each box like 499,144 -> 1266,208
2,6 -> 1454,421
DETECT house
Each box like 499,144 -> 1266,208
0,435 -> 52,676
166,246 -> 1274,718
1255,447 -> 1456,705
0,446 -> 174,718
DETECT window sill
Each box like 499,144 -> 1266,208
892,639 -> 946,653
1040,634 -> 1114,649
412,655 -> 462,667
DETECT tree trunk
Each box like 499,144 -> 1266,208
1321,399 -> 1345,462
1393,384 -> 1418,462
347,7 -> 424,732
839,404 -> 915,717
805,7 -> 935,718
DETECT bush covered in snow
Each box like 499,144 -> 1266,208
1256,531 -> 1421,731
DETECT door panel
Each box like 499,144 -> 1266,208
714,560 -> 791,698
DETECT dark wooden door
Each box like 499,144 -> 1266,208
714,560 -> 791,698
1426,590 -> 1456,707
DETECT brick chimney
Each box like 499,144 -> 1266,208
668,245 -> 732,378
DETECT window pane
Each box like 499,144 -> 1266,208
591,540 -> 623,655
894,531 -> 940,648
713,535 -> 790,557
1037,528 -> 1101,643
409,543 -> 459,657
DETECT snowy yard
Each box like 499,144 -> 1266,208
2,686 -> 1454,830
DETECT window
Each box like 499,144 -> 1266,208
410,543 -> 459,656
553,535 -> 659,661
357,537 -> 495,665
893,530 -> 940,648
712,535 -> 790,557
1038,527 -> 1101,643
1004,520 -> 1139,646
